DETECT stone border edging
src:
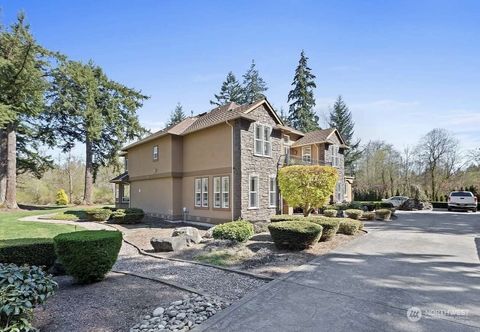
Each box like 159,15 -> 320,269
111,269 -> 210,298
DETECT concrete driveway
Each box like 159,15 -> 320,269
195,211 -> 480,331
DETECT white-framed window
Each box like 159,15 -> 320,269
302,146 -> 312,163
254,123 -> 272,156
331,145 -> 339,166
269,176 -> 276,208
249,175 -> 259,208
194,178 -> 202,207
202,177 -> 208,207
222,176 -> 229,208
213,176 -> 230,209
122,184 -> 130,203
124,158 -> 128,171
213,177 -> 221,208
153,145 -> 159,160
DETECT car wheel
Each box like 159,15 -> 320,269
473,208 -> 477,213
447,207 -> 452,211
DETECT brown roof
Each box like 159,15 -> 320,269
291,128 -> 348,147
181,102 -> 256,135
122,100 -> 278,151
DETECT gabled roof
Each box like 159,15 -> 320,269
291,128 -> 348,148
121,98 -> 284,151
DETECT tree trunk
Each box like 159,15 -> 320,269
430,168 -> 436,201
82,137 -> 94,205
0,129 -> 7,206
5,124 -> 18,209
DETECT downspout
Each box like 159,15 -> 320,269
226,120 -> 234,221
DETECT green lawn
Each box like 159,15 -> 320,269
0,208 -> 85,240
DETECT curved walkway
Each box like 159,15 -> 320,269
22,214 -> 268,302
195,211 -> 480,332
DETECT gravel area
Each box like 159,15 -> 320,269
132,294 -> 230,332
34,273 -> 190,332
114,248 -> 268,302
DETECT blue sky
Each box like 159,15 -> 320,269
2,0 -> 480,155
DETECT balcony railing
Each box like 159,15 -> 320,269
284,156 -> 333,166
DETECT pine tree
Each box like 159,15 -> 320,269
328,95 -> 361,171
167,103 -> 187,127
241,60 -> 268,104
210,72 -> 243,106
41,59 -> 148,205
287,51 -> 319,132
0,13 -> 52,208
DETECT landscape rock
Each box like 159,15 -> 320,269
132,295 -> 230,332
202,226 -> 215,239
399,198 -> 433,211
150,236 -> 188,252
172,227 -> 202,244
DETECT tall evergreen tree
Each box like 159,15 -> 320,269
210,72 -> 243,106
241,60 -> 268,104
167,103 -> 187,126
41,60 -> 148,204
287,51 -> 319,132
328,95 -> 361,171
0,13 -> 51,208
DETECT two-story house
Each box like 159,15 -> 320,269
111,98 -> 353,224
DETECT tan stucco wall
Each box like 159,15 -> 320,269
182,124 -> 232,173
130,178 -> 173,215
127,135 -> 173,178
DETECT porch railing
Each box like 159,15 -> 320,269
284,156 -> 332,166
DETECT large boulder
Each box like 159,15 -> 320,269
399,198 -> 433,211
150,236 -> 188,252
172,226 -> 202,244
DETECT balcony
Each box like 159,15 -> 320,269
284,156 -> 332,166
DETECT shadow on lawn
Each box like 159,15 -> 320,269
18,204 -> 66,211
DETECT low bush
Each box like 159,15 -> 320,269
375,209 -> 392,221
362,212 -> 375,221
212,221 -> 254,242
85,208 -> 112,221
56,189 -> 69,205
323,209 -> 338,217
270,214 -> 303,222
123,208 -> 145,224
308,217 -> 339,241
0,238 -> 56,269
337,219 -> 362,235
54,230 -> 122,283
268,221 -> 322,250
110,209 -> 126,223
344,209 -> 363,220
0,264 -> 57,331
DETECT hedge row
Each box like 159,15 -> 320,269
0,238 -> 56,269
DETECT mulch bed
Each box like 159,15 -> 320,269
34,272 -> 190,332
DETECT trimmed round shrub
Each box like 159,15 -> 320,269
375,209 -> 392,221
337,219 -> 361,235
308,217 -> 340,241
345,209 -> 363,220
268,221 -> 322,250
323,209 -> 337,217
362,212 -> 375,221
110,210 -> 126,223
54,230 -> 122,283
85,208 -> 112,221
123,208 -> 145,224
212,221 -> 254,242
0,238 -> 56,268
270,214 -> 303,222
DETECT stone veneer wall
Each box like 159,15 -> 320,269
238,105 -> 282,221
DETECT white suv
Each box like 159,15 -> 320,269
448,191 -> 477,212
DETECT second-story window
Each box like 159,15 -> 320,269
153,145 -> 159,160
331,146 -> 339,166
124,158 -> 128,171
302,146 -> 311,163
254,123 -> 272,157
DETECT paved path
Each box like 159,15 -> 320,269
195,211 -> 480,332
